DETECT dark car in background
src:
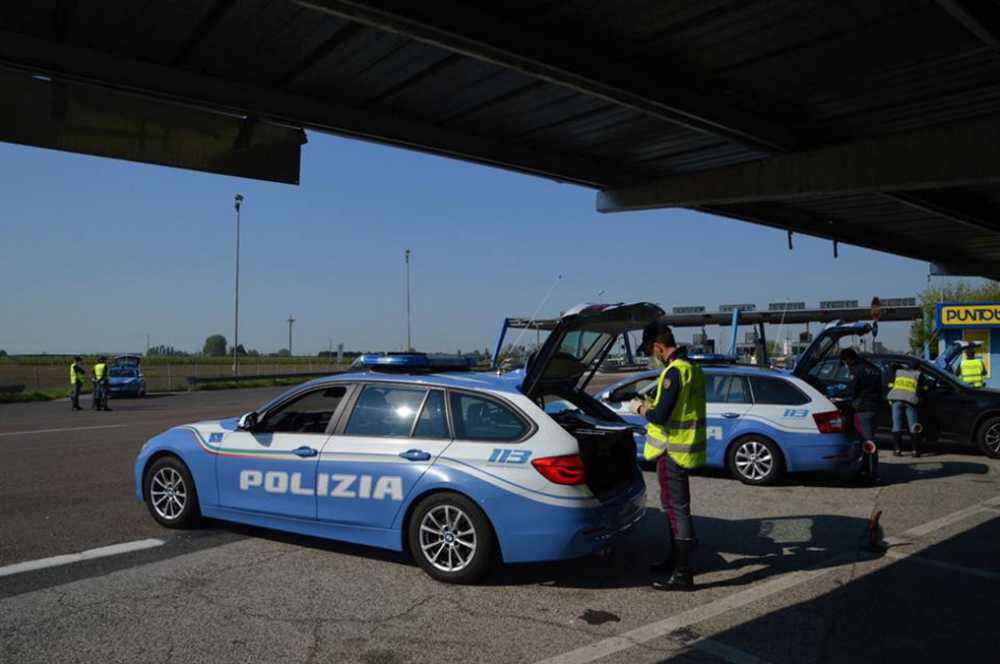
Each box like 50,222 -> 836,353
800,327 -> 1000,459
107,354 -> 146,398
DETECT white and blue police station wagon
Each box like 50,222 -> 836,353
597,326 -> 859,485
135,303 -> 657,583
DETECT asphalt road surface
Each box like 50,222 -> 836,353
2,379 -> 999,663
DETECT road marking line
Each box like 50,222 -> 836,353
0,538 -> 164,578
881,549 -> 1000,581
0,424 -> 127,437
536,495 -> 999,664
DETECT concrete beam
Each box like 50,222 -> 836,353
294,0 -> 800,152
598,116 -> 1000,212
936,0 -> 1000,47
0,30 -> 628,188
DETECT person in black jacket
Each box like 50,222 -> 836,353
840,348 -> 882,483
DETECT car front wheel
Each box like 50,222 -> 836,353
728,436 -> 785,485
144,456 -> 200,528
976,416 -> 1000,459
408,493 -> 495,584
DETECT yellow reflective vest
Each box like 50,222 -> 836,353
94,363 -> 108,382
70,362 -> 85,385
887,369 -> 919,405
960,358 -> 987,388
642,357 -> 707,468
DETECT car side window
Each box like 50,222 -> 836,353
257,386 -> 347,434
345,385 -> 427,437
749,377 -> 809,405
450,392 -> 528,442
413,390 -> 450,439
706,375 -> 751,404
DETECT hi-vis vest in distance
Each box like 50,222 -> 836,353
94,363 -> 107,382
643,357 -> 707,468
960,358 -> 987,388
70,363 -> 84,385
887,369 -> 920,405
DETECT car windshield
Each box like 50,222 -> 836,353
110,368 -> 137,377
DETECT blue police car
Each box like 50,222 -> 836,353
135,303 -> 657,583
597,364 -> 856,485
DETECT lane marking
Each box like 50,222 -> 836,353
881,549 -> 1000,581
536,495 -> 999,664
0,424 -> 127,437
0,538 -> 164,578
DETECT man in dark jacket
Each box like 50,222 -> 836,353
840,348 -> 882,483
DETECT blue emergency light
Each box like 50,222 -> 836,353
352,353 -> 477,373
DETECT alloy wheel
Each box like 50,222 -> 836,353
419,504 -> 478,572
984,423 -> 1000,455
150,467 -> 187,521
735,440 -> 774,481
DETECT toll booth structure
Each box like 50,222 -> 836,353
935,302 -> 1000,388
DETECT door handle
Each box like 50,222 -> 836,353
722,412 -> 741,419
399,449 -> 432,462
292,446 -> 318,458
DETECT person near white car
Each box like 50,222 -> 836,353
630,321 -> 707,591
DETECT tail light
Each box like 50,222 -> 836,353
813,410 -> 844,434
531,454 -> 587,485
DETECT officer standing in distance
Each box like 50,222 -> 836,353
630,320 -> 707,591
887,362 -> 923,458
92,355 -> 111,411
959,346 -> 987,388
69,356 -> 86,411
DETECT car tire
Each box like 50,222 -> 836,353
408,492 -> 495,584
144,456 -> 200,528
976,416 -> 1000,459
727,436 -> 785,486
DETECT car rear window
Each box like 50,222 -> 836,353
449,392 -> 528,442
345,386 -> 427,437
749,376 -> 809,405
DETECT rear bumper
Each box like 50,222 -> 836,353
490,472 -> 647,563
785,438 -> 860,472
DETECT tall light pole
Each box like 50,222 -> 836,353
233,194 -> 244,376
405,249 -> 412,351
287,314 -> 296,356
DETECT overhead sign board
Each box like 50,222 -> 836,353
936,302 -> 1000,329
768,302 -> 806,311
719,304 -> 756,312
819,300 -> 859,309
882,297 -> 917,307
672,306 -> 705,314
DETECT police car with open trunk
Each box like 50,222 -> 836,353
135,303 -> 657,583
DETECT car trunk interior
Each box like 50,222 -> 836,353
542,391 -> 637,498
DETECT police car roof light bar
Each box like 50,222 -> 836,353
353,353 -> 477,373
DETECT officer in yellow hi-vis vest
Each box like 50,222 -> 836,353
959,346 -> 987,388
92,356 -> 111,411
887,363 -> 923,458
629,320 -> 706,591
69,356 -> 87,411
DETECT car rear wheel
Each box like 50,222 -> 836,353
728,436 -> 785,485
408,493 -> 495,584
976,416 -> 1000,459
144,456 -> 200,528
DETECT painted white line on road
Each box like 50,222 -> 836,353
536,494 -> 1000,664
881,548 -> 1000,581
0,538 -> 164,578
0,424 -> 127,437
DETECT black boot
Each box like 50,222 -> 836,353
892,432 -> 903,457
653,539 -> 695,591
911,432 -> 922,458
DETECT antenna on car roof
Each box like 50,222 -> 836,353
508,274 -> 562,353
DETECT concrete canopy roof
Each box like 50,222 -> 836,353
3,1 -> 1000,276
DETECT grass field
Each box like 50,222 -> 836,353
0,356 -> 351,394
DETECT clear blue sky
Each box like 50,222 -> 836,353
0,131 -> 942,356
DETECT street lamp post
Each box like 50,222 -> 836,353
405,249 -> 412,351
233,194 -> 244,377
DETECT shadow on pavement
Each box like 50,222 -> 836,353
660,513 -> 1000,663
795,459 -> 991,488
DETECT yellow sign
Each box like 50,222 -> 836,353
939,304 -> 1000,327
963,329 -> 991,378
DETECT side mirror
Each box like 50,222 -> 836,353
237,412 -> 258,431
